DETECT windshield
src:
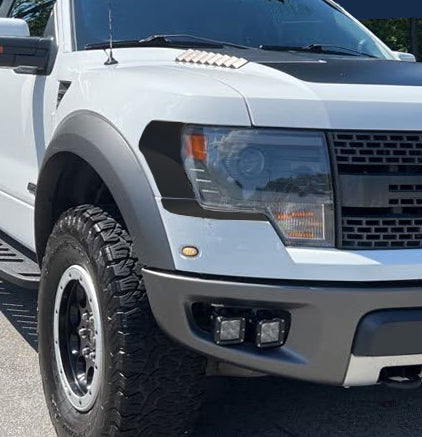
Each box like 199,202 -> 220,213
73,0 -> 392,59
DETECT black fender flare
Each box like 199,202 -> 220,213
35,110 -> 175,270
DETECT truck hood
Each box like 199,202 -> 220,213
181,51 -> 422,131
69,48 -> 422,135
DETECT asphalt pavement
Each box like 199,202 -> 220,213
2,279 -> 422,437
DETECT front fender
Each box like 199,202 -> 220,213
35,110 -> 174,270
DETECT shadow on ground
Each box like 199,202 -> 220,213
2,280 -> 422,437
195,377 -> 422,436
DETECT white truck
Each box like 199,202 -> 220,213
0,0 -> 422,435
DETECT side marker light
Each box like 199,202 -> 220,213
181,246 -> 200,257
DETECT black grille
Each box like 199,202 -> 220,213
390,184 -> 422,192
342,216 -> 422,249
329,130 -> 422,250
330,132 -> 422,171
388,184 -> 422,206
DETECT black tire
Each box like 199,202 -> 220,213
38,205 -> 207,436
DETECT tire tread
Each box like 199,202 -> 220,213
42,205 -> 206,437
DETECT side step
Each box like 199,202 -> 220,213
0,234 -> 40,290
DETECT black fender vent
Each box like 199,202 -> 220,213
57,81 -> 72,108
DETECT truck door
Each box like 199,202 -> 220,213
0,0 -> 56,249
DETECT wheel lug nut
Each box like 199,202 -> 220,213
89,352 -> 96,361
82,347 -> 90,357
81,312 -> 89,322
78,328 -> 89,337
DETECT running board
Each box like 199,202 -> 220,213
0,235 -> 40,289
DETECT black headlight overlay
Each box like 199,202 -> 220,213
182,126 -> 335,248
161,199 -> 267,221
139,121 -> 268,222
139,121 -> 193,198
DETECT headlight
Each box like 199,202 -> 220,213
182,126 -> 335,248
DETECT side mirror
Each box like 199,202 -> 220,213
0,18 -> 29,37
0,36 -> 54,75
393,51 -> 417,63
0,18 -> 54,75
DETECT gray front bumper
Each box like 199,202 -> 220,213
143,269 -> 422,386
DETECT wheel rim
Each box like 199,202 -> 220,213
54,265 -> 103,412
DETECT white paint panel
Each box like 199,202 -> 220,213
344,354 -> 422,386
159,201 -> 422,282
0,18 -> 29,37
0,190 -> 35,250
200,62 -> 422,130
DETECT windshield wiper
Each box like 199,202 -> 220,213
86,35 -> 250,51
304,44 -> 378,58
260,43 -> 377,58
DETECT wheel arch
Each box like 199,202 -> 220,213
35,110 -> 174,270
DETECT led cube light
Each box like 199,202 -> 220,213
256,318 -> 286,348
213,316 -> 246,345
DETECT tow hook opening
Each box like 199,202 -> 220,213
379,365 -> 422,389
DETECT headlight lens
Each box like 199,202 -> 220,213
182,126 -> 335,247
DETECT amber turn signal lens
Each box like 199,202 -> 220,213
287,231 -> 315,239
275,211 -> 315,220
185,134 -> 207,161
181,246 -> 199,257
0,46 -> 3,54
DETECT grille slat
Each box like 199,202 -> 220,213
329,131 -> 422,250
342,216 -> 422,249
331,132 -> 422,169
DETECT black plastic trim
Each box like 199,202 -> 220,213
56,81 -> 71,108
162,199 -> 268,221
0,230 -> 40,289
0,36 -> 55,75
139,121 -> 194,198
27,182 -> 36,195
327,129 -> 422,250
353,309 -> 422,357
325,131 -> 342,249
340,175 -> 422,208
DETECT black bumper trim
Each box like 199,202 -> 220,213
353,309 -> 422,357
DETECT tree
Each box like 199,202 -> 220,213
362,18 -> 421,60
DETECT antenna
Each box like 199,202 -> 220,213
104,0 -> 118,65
